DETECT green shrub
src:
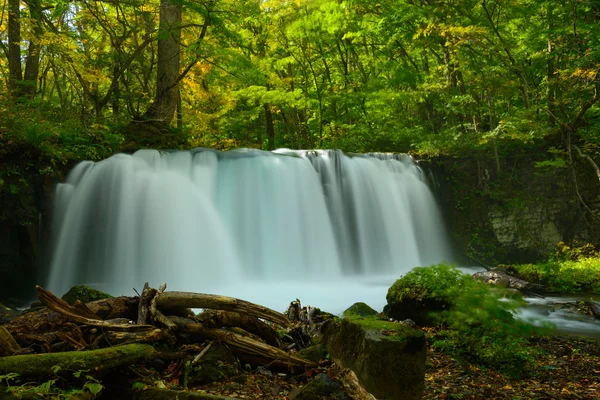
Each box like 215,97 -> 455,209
385,262 -> 473,324
387,264 -> 543,377
510,256 -> 600,293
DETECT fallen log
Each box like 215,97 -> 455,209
36,286 -> 155,332
132,388 -> 240,400
103,328 -> 173,346
87,296 -> 140,320
196,310 -> 280,347
0,344 -> 156,377
157,292 -> 292,328
168,316 -> 316,369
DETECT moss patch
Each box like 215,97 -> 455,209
61,285 -> 112,305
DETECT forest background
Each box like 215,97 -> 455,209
0,0 -> 599,266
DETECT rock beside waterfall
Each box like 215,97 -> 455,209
322,316 -> 426,400
584,300 -> 600,319
472,267 -> 549,293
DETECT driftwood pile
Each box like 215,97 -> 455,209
0,283 -> 374,399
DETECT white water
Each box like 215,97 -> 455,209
47,148 -> 452,311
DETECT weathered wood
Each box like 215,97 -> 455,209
150,283 -> 177,331
103,328 -> 172,346
137,282 -> 154,325
0,344 -> 157,377
158,292 -> 292,328
168,316 -> 316,369
36,286 -> 154,332
196,310 -> 280,347
0,326 -> 20,356
87,296 -> 139,320
334,368 -> 376,400
72,300 -> 102,320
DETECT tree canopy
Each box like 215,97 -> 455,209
0,0 -> 598,154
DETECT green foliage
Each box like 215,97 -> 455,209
389,264 -> 544,377
386,262 -> 472,306
509,242 -> 600,293
434,280 -> 539,378
0,368 -> 104,399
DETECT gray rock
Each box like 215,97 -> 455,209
322,318 -> 426,400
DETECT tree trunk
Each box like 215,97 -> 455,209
22,0 -> 43,98
146,0 -> 182,124
264,103 -> 275,150
7,0 -> 23,95
546,4 -> 556,125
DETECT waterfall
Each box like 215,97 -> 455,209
47,149 -> 452,311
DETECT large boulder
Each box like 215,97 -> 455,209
384,264 -> 470,325
322,316 -> 426,400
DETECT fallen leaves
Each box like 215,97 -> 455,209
423,329 -> 600,399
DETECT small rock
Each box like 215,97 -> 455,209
343,302 -> 378,317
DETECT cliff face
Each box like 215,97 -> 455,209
430,151 -> 600,265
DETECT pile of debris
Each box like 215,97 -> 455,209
0,284 -> 374,399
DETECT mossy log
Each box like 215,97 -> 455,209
132,388 -> 240,400
168,316 -> 317,369
0,343 -> 156,377
157,292 -> 292,328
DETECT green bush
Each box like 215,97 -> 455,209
385,262 -> 474,324
510,256 -> 600,293
387,264 -> 542,377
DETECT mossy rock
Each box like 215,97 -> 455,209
61,285 -> 112,305
342,302 -> 378,317
289,373 -> 343,400
384,264 -> 470,326
187,343 -> 239,385
322,316 -> 426,400
0,302 -> 20,324
296,344 -> 328,363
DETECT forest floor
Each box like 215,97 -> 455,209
423,329 -> 600,400
117,330 -> 600,400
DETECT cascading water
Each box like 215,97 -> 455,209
47,148 -> 453,312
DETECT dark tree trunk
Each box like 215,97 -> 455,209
145,0 -> 182,125
22,0 -> 43,98
7,0 -> 23,94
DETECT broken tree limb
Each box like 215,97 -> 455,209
168,316 -> 316,369
0,326 -> 21,356
157,292 -> 292,328
137,282 -> 155,325
196,310 -> 280,347
103,328 -> 173,346
334,368 -> 376,400
150,283 -> 177,331
0,343 -> 157,377
36,286 -> 154,332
